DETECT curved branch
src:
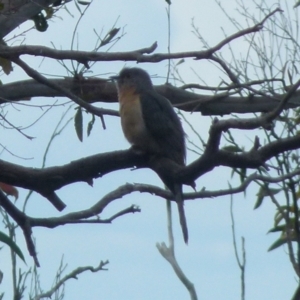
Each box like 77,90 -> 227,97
0,129 -> 299,205
35,260 -> 109,299
0,8 -> 281,62
182,134 -> 300,184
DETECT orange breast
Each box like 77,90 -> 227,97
118,88 -> 146,145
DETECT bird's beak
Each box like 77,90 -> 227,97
110,75 -> 120,81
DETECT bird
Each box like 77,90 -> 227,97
111,67 -> 188,243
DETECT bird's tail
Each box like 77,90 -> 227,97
174,184 -> 188,244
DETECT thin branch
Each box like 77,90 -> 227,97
230,196 -> 246,300
156,242 -> 197,300
33,260 -> 109,300
10,57 -> 110,123
0,8 -> 281,63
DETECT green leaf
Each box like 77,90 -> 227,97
87,114 -> 95,137
101,28 -> 120,46
222,145 -> 243,152
239,168 -> 246,183
0,57 -> 12,75
0,231 -> 25,262
77,0 -> 91,5
268,225 -> 286,233
254,185 -> 282,209
253,194 -> 264,209
176,59 -> 185,66
74,107 -> 83,142
254,186 -> 265,209
268,234 -> 296,251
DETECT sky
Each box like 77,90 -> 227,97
0,0 -> 298,299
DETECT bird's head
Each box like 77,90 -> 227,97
111,68 -> 153,92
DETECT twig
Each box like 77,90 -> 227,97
10,57 -> 108,127
230,196 -> 246,300
33,260 -> 109,300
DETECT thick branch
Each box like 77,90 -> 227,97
0,131 -> 299,203
0,0 -> 59,39
1,78 -> 300,116
181,134 -> 300,184
0,149 -> 145,196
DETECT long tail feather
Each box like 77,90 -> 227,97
174,184 -> 188,244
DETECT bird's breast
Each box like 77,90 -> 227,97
119,91 -> 147,145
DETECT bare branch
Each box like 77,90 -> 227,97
156,240 -> 198,300
0,8 -> 281,64
34,260 -> 109,300
11,57 -> 111,119
1,77 -> 300,116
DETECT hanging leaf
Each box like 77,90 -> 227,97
268,224 -> 286,233
77,0 -> 91,5
254,186 -> 266,209
74,107 -> 83,142
0,231 -> 25,262
0,57 -> 12,75
176,59 -> 185,66
268,233 -> 296,251
0,182 -> 18,199
239,168 -> 246,183
254,185 -> 281,209
222,145 -> 243,152
274,210 -> 286,227
87,114 -> 95,137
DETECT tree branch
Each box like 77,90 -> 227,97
1,77 -> 300,116
0,0 -> 61,39
0,8 -> 281,62
34,260 -> 109,300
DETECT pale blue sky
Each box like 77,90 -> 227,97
0,1 -> 297,299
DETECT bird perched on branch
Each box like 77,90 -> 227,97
111,67 -> 189,243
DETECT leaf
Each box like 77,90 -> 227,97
254,186 -> 266,209
254,185 -> 281,209
176,59 -> 185,66
268,225 -> 286,233
87,114 -> 95,137
268,234 -> 296,251
0,182 -> 18,199
222,145 -> 243,152
0,57 -> 12,75
77,0 -> 91,5
253,192 -> 264,209
274,210 -> 286,227
74,107 -> 83,142
0,231 -> 25,262
239,168 -> 246,183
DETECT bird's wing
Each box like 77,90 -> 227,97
140,90 -> 186,164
